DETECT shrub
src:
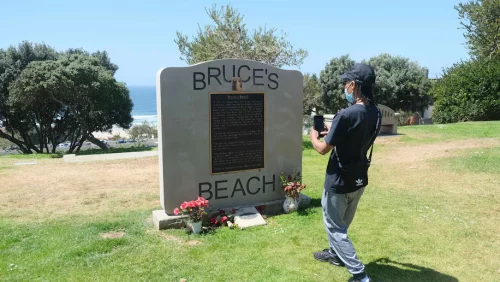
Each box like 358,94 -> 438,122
430,59 -> 500,123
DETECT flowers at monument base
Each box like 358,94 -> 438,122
280,170 -> 306,199
209,208 -> 237,229
174,196 -> 209,223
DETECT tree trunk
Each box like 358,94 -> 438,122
19,132 -> 40,154
0,130 -> 31,154
50,133 -> 57,154
87,134 -> 108,150
32,116 -> 45,154
75,135 -> 87,153
68,128 -> 81,153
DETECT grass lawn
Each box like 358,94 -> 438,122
1,122 -> 499,281
0,153 -> 63,159
398,121 -> 500,144
0,145 -> 157,161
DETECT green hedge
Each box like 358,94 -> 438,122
430,59 -> 500,123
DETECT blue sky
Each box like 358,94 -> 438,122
2,0 -> 469,86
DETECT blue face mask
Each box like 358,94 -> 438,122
344,87 -> 355,104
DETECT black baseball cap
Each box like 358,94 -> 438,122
339,63 -> 376,101
339,63 -> 376,86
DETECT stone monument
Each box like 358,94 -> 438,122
153,59 -> 304,229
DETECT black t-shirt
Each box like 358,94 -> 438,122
323,104 -> 380,194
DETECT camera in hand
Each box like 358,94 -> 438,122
313,115 -> 327,138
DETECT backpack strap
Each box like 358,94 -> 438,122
367,107 -> 382,166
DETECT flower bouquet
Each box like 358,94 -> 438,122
209,208 -> 237,229
280,171 -> 306,213
173,197 -> 209,234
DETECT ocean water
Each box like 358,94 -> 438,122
129,86 -> 157,126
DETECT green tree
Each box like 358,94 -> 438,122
456,0 -> 500,60
7,60 -> 74,153
128,121 -> 158,141
0,41 -> 58,153
303,73 -> 323,115
54,53 -> 133,152
365,54 -> 432,113
175,4 -> 308,67
430,58 -> 500,123
5,47 -> 133,154
319,55 -> 355,113
65,48 -> 118,74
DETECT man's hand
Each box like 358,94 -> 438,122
320,123 -> 330,137
310,124 -> 334,155
309,127 -> 319,141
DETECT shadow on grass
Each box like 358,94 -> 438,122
76,146 -> 155,156
297,198 -> 321,216
365,258 -> 458,282
377,132 -> 405,137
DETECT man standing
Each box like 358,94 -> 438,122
309,63 -> 381,282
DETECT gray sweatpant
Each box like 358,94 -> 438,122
321,187 -> 366,276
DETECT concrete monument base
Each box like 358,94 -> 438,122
152,194 -> 312,230
234,206 -> 267,229
152,210 -> 188,230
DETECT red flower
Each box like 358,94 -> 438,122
231,208 -> 236,214
219,209 -> 225,215
221,216 -> 228,224
180,202 -> 188,210
188,201 -> 196,208
173,208 -> 180,215
210,216 -> 217,224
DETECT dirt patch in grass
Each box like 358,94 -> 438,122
100,231 -> 126,239
369,138 -> 500,206
0,157 -> 160,221
375,138 -> 500,165
159,233 -> 202,246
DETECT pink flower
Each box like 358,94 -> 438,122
221,216 -> 228,224
195,200 -> 203,207
198,196 -> 205,202
173,208 -> 180,215
180,202 -> 188,210
188,201 -> 196,208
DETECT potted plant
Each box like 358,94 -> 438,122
280,171 -> 306,213
173,197 -> 209,234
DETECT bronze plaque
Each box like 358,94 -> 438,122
210,92 -> 265,174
